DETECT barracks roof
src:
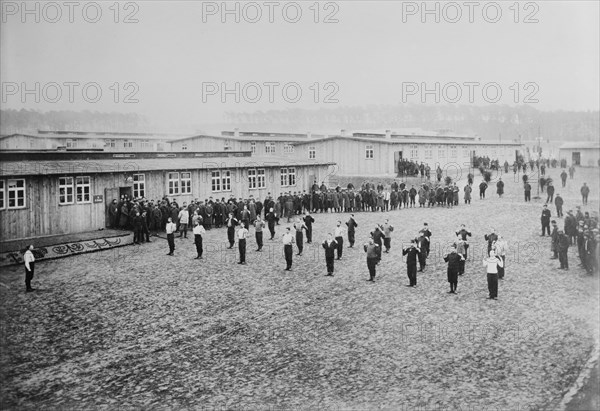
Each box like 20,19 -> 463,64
558,142 -> 600,150
290,135 -> 522,146
0,155 -> 334,177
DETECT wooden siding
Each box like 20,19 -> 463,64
0,164 -> 331,241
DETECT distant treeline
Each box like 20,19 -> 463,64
0,109 -> 150,134
224,105 -> 600,142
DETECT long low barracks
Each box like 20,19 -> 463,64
0,150 -> 334,242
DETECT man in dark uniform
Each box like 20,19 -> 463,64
322,233 -> 338,276
541,205 -> 551,236
557,230 -> 569,270
560,170 -> 568,187
550,220 -> 559,259
524,181 -> 532,202
372,225 -> 384,262
108,199 -> 119,228
419,223 -> 432,257
554,193 -> 564,217
444,244 -> 464,294
265,208 -> 277,240
346,214 -> 357,247
293,218 -> 307,256
479,180 -> 488,199
403,240 -> 420,287
303,212 -> 315,243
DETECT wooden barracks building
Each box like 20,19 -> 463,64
0,150 -> 333,242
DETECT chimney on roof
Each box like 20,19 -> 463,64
234,128 -> 240,137
340,129 -> 346,137
385,129 -> 392,139
306,131 -> 312,139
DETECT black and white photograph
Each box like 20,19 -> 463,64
1,1 -> 599,409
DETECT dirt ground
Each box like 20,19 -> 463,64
1,166 -> 598,410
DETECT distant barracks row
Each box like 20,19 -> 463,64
0,151 -> 333,241
1,130 -> 524,177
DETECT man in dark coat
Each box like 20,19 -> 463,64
265,208 -> 277,240
496,178 -> 504,198
346,214 -> 357,247
444,245 -> 464,293
581,183 -> 590,205
419,223 -> 432,257
564,210 -> 578,245
303,212 -> 315,243
546,182 -> 555,203
322,233 -> 338,276
371,225 -> 384,262
541,205 -> 551,236
554,194 -> 564,217
132,212 -> 143,244
479,181 -> 488,199
403,240 -> 420,287
524,182 -> 532,202
364,238 -> 379,282
557,230 -> 570,270
550,220 -> 559,259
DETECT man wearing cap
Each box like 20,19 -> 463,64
282,228 -> 294,271
524,181 -> 532,202
557,230 -> 570,270
346,214 -> 358,247
546,182 -> 555,204
554,193 -> 564,218
550,220 -> 559,259
541,205 -> 551,236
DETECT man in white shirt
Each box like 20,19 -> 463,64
24,245 -> 35,292
165,217 -> 177,256
178,206 -> 189,238
193,221 -> 206,259
282,227 -> 294,270
334,221 -> 345,260
483,250 -> 504,300
237,222 -> 249,264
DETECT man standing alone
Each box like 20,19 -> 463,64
334,221 -> 345,259
382,219 -> 394,253
444,245 -> 463,293
24,245 -> 35,292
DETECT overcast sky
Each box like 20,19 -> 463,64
2,1 -> 599,125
